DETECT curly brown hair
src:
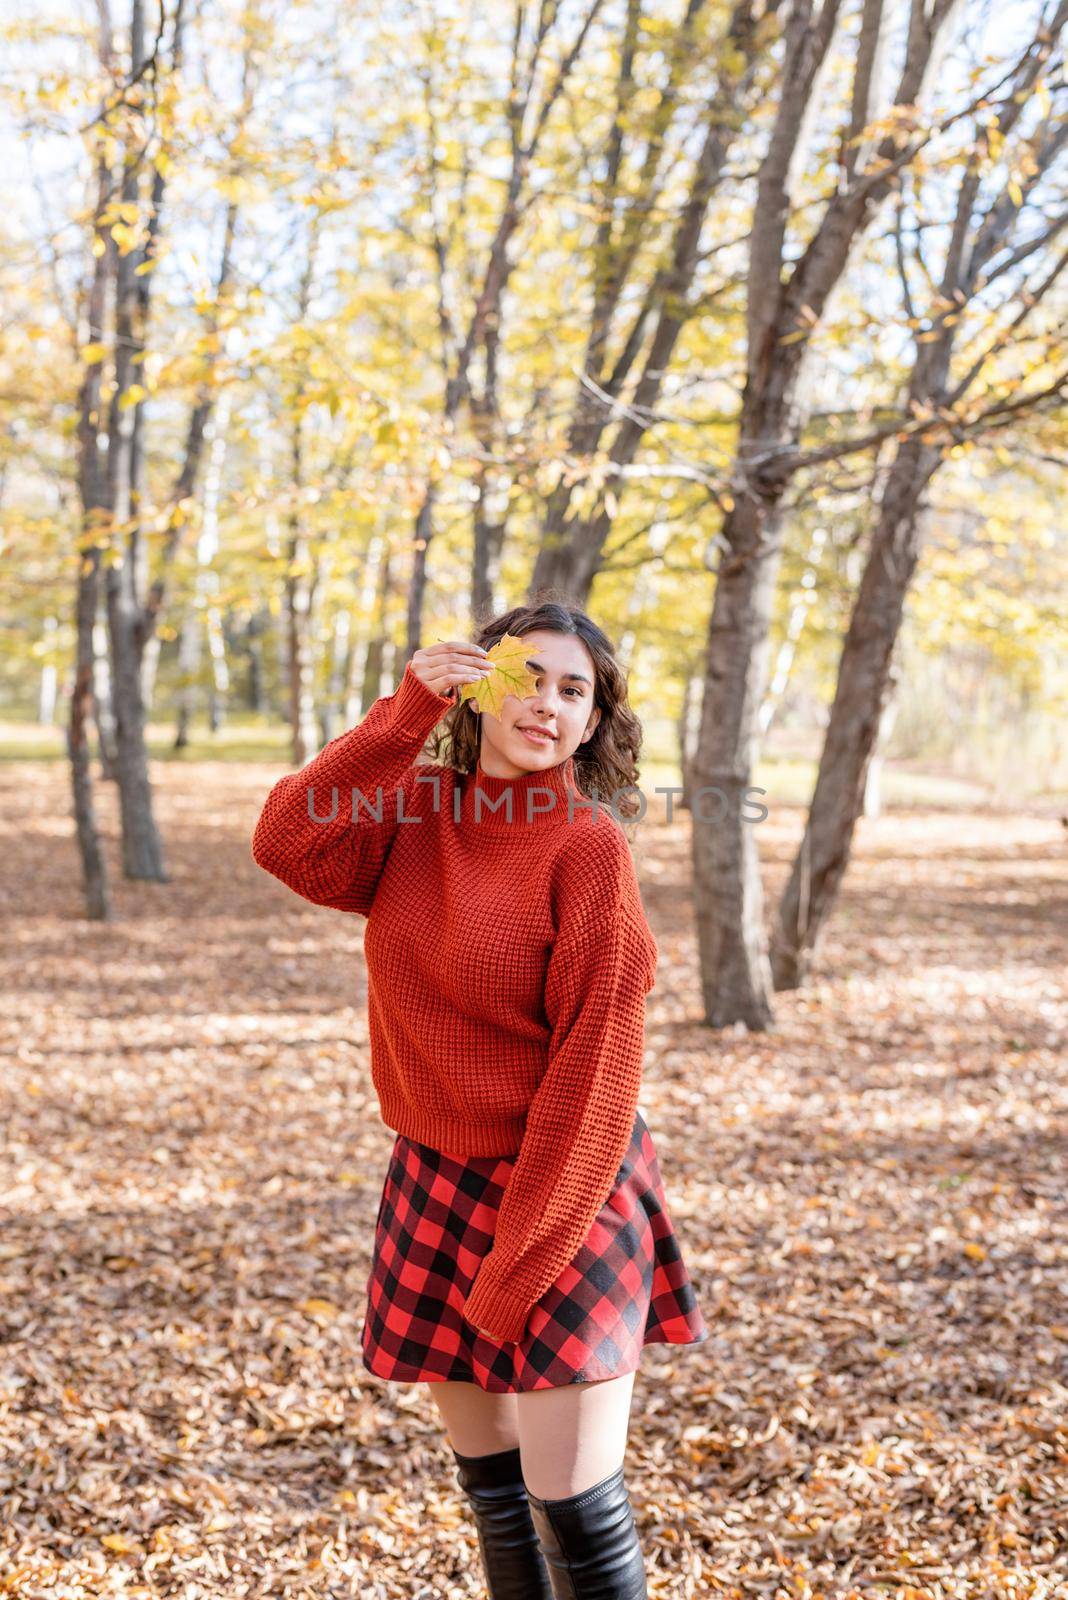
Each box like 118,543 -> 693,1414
425,597 -> 649,823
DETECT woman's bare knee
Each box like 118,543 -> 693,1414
516,1370 -> 637,1498
425,1380 -> 520,1456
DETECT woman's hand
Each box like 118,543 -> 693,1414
410,639 -> 493,700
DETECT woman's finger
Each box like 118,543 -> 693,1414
429,639 -> 490,658
417,661 -> 494,694
410,639 -> 494,697
429,654 -> 493,677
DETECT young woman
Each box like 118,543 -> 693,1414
251,601 -> 708,1599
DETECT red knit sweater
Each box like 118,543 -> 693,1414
250,660 -> 659,1344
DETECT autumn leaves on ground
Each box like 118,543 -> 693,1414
1,756 -> 1065,1600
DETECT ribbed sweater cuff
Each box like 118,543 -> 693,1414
462,1265 -> 532,1345
391,660 -> 454,733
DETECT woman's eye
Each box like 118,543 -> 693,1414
532,676 -> 582,698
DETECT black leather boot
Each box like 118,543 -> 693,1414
524,1465 -> 648,1599
451,1443 -> 554,1599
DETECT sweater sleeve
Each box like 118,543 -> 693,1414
461,824 -> 659,1344
250,660 -> 454,915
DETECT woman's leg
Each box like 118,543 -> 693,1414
427,1382 -> 552,1598
515,1370 -> 636,1498
425,1379 -> 520,1453
517,1373 -> 647,1598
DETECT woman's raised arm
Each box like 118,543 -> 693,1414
250,644 -> 489,915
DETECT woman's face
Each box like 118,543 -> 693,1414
475,629 -> 601,779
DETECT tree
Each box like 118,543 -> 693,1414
70,60 -> 116,921
97,0 -> 186,883
690,0 -> 971,1028
402,0 -> 610,655
772,14 -> 1068,987
526,0 -> 774,602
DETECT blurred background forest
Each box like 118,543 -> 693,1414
2,0 -> 1066,895
1,0 -> 1067,1594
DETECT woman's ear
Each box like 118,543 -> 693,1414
583,706 -> 601,742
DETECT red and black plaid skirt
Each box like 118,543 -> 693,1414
359,1106 -> 710,1392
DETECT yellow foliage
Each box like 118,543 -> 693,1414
109,221 -> 142,256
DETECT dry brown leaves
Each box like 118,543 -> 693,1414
0,757 -> 1065,1599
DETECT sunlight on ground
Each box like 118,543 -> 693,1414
0,755 -> 1064,1594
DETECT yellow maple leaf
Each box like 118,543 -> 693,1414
454,633 -> 540,720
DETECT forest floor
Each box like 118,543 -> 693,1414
0,755 -> 1065,1599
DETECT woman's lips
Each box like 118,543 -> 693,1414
517,727 -> 555,746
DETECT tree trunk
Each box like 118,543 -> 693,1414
174,599 -> 205,749
203,404 -> 233,733
171,367 -> 234,747
286,558 -> 318,765
285,439 -> 319,767
322,604 -> 350,745
335,535 -> 383,729
350,536 -> 393,722
92,610 -> 119,778
862,661 -> 900,819
70,564 -> 110,921
691,483 -> 784,1028
106,565 -> 165,876
406,483 -> 435,663
771,439 -> 937,990
102,0 -> 166,880
759,521 -> 827,735
38,615 -> 59,725
246,607 -> 269,714
677,669 -> 701,810
140,630 -> 162,717
359,638 -> 386,720
471,478 -> 507,624
70,118 -> 114,917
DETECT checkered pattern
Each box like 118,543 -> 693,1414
359,1108 -> 709,1393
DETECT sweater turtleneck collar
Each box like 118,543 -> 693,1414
461,751 -> 585,832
